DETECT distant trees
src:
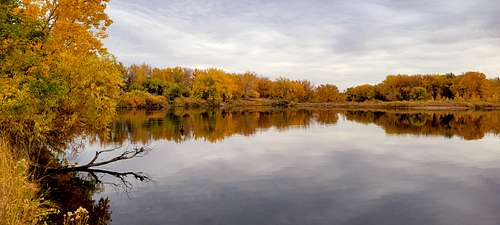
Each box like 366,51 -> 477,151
120,64 -> 500,105
371,72 -> 499,103
235,72 -> 260,99
409,87 -> 429,101
192,69 -> 237,103
313,84 -> 344,102
345,84 -> 377,102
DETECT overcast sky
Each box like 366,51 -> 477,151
105,0 -> 500,89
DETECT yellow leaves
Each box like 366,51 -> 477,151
0,0 -> 121,151
271,78 -> 312,102
313,84 -> 344,103
192,68 -> 238,103
235,72 -> 260,99
346,84 -> 377,102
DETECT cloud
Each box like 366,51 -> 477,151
104,0 -> 500,89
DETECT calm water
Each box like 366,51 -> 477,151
80,108 -> 500,225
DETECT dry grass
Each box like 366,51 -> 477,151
0,141 -> 54,225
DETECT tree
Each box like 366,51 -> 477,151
409,87 -> 429,101
452,72 -> 487,101
164,83 -> 187,102
0,0 -> 122,152
299,80 -> 314,102
345,84 -> 377,102
236,72 -> 259,99
126,64 -> 150,91
313,84 -> 345,102
192,69 -> 237,104
144,78 -> 167,95
256,77 -> 273,98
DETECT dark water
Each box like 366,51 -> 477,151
80,108 -> 500,225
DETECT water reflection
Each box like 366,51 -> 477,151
42,172 -> 111,225
102,108 -> 500,144
93,108 -> 500,225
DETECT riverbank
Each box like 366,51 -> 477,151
118,95 -> 500,111
293,101 -> 500,110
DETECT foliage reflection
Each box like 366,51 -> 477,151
100,109 -> 500,144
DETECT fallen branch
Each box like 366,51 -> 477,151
39,146 -> 152,188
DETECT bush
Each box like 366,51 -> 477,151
118,91 -> 167,109
172,97 -> 209,108
409,87 -> 429,101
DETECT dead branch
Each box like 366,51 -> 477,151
51,146 -> 150,173
39,146 -> 152,188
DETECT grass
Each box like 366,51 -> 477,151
0,140 -> 54,225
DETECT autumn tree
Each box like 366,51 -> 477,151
409,87 -> 429,101
0,0 -> 122,152
345,84 -> 378,102
482,78 -> 500,102
125,64 -> 150,91
378,75 -> 422,101
192,69 -> 237,103
452,72 -> 487,101
313,84 -> 345,102
299,80 -> 314,102
235,72 -> 260,99
256,77 -> 273,98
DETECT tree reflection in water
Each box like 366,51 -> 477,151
44,108 -> 500,224
37,146 -> 151,225
101,108 -> 500,145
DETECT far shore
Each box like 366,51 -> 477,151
118,98 -> 500,111
292,101 -> 500,110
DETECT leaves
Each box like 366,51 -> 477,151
0,0 -> 121,153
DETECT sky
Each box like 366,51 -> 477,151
104,0 -> 500,89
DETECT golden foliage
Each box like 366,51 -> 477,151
119,64 -> 500,105
99,109 -> 500,145
118,90 -> 167,109
0,0 -> 121,152
346,84 -> 377,102
313,84 -> 345,102
192,68 -> 237,103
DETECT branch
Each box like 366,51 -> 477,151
81,168 -> 151,189
38,146 -> 152,188
51,146 -> 150,173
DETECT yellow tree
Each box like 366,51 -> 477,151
192,69 -> 237,104
345,84 -> 377,102
452,72 -> 487,101
0,0 -> 122,152
236,72 -> 260,99
256,77 -> 273,98
313,84 -> 345,102
127,64 -> 150,90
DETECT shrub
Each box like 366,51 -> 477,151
118,91 -> 167,109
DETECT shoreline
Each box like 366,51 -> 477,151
292,102 -> 500,110
117,100 -> 500,111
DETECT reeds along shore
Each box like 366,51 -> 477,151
0,141 -> 53,225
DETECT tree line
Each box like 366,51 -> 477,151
120,64 -> 500,107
